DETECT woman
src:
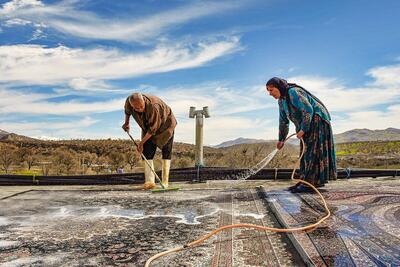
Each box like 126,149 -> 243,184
266,77 -> 336,193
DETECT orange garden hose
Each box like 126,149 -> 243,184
145,133 -> 331,267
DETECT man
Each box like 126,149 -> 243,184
122,93 -> 177,189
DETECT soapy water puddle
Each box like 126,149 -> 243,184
1,205 -> 220,226
2,205 -> 272,228
62,204 -> 222,225
267,192 -> 302,214
332,204 -> 395,239
8,206 -> 272,225
0,217 -> 9,226
0,240 -> 19,249
0,189 -> 278,229
0,253 -> 75,267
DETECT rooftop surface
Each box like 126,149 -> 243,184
0,177 -> 399,266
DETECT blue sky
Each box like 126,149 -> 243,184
0,0 -> 399,145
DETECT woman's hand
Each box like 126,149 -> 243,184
296,130 -> 305,139
276,141 -> 284,150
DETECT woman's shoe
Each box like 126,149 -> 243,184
287,182 -> 301,191
290,184 -> 315,193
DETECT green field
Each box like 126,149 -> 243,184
336,140 -> 400,155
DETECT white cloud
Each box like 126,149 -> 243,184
0,0 -> 246,42
0,0 -> 43,14
288,75 -> 400,112
69,78 -> 109,91
50,2 -> 244,42
1,48 -> 399,143
388,104 -> 400,113
0,81 -> 276,143
4,17 -> 32,26
8,98 -> 124,115
0,37 -> 241,84
0,80 -> 270,118
0,87 -> 125,115
67,78 -> 130,93
46,128 -> 115,140
287,64 -> 400,134
0,87 -> 51,105
0,116 -> 100,140
143,83 -> 275,144
145,82 -> 272,119
0,116 -> 97,132
176,116 -> 274,145
333,104 -> 400,134
1,16 -> 47,41
28,27 -> 45,41
367,64 -> 400,87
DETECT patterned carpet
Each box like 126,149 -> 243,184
0,178 -> 399,266
266,177 -> 400,266
0,188 -> 302,267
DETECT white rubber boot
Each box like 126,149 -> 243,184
143,160 -> 156,190
162,159 -> 171,188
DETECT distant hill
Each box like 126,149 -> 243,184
334,128 -> 400,143
3,127 -> 399,147
0,129 -> 9,139
214,137 -> 300,148
214,128 -> 400,148
214,137 -> 268,148
0,129 -> 36,141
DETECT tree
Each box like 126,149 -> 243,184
0,145 -> 16,173
39,160 -> 52,176
125,150 -> 140,171
16,147 -> 36,170
15,147 -> 29,167
108,151 -> 125,172
174,157 -> 193,168
63,150 -> 77,174
53,149 -> 77,175
79,152 -> 97,174
26,151 -> 36,170
92,156 -> 109,174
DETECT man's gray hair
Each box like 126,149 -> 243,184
129,92 -> 144,103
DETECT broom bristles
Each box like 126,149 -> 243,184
151,187 -> 181,193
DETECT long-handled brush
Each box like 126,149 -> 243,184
126,131 -> 180,193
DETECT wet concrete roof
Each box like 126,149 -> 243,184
0,177 -> 399,266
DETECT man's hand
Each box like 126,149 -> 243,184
276,141 -> 284,150
296,130 -> 305,139
137,141 -> 144,154
122,123 -> 130,132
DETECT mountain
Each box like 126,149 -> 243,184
36,136 -> 61,141
334,128 -> 400,143
3,127 -> 400,146
213,137 -> 299,148
0,129 -> 36,141
214,128 -> 400,148
0,129 -> 9,139
214,137 -> 268,148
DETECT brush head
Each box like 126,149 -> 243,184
151,186 -> 181,193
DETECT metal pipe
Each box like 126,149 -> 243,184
189,106 -> 210,167
195,114 -> 204,167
